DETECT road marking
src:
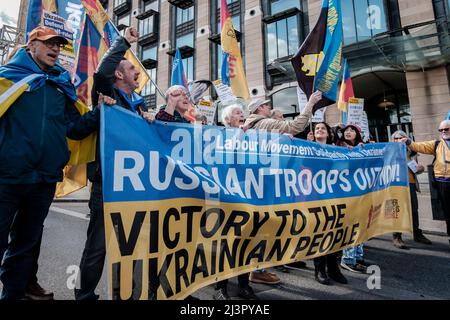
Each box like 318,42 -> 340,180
50,205 -> 89,221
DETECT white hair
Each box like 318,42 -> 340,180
391,130 -> 407,141
440,120 -> 450,127
221,104 -> 243,127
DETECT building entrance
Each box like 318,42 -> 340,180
352,69 -> 413,142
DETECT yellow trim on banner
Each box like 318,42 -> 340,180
103,186 -> 412,300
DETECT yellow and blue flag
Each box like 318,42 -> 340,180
220,0 -> 249,100
314,0 -> 343,102
291,0 -> 343,112
0,48 -> 97,168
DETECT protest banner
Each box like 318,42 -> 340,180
311,107 -> 326,123
347,98 -> 364,126
42,10 -> 76,74
297,86 -> 308,113
101,106 -> 412,300
196,100 -> 217,125
213,79 -> 236,104
360,111 -> 371,142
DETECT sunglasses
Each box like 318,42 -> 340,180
438,128 -> 450,133
39,40 -> 65,49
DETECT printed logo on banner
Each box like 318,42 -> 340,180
384,199 -> 400,219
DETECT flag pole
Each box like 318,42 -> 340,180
310,53 -> 320,132
110,21 -> 165,99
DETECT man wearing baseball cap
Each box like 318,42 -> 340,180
244,90 -> 322,135
27,26 -> 69,70
0,26 -> 99,300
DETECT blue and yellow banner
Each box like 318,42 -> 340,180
101,106 -> 412,300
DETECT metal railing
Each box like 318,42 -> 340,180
0,24 -> 24,65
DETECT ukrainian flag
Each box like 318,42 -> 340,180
220,0 -> 249,100
0,48 -> 97,197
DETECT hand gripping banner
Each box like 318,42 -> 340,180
101,106 -> 412,300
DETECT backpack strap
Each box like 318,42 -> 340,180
432,140 -> 440,165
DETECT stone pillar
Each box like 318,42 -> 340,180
400,0 -> 449,233
156,0 -> 172,106
243,0 -> 265,100
398,0 -> 435,26
307,0 -> 323,26
195,0 -> 211,81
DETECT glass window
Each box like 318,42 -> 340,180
142,68 -> 157,96
342,0 -> 388,45
276,20 -> 288,58
117,13 -> 130,27
217,15 -> 240,32
139,15 -> 155,36
367,0 -> 388,34
266,16 -> 299,63
267,22 -> 277,62
183,56 -> 194,83
143,0 -> 158,12
176,33 -> 194,48
342,0 -> 357,45
177,6 -> 194,25
354,0 -> 372,43
114,0 -> 126,7
141,45 -> 157,61
287,15 -> 299,55
270,0 -> 301,15
270,87 -> 299,115
217,0 -> 239,9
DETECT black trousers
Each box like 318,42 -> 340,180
394,183 -> 420,239
436,181 -> 450,237
215,273 -> 250,290
8,216 -> 43,286
0,183 -> 55,300
75,182 -> 105,300
314,252 -> 341,274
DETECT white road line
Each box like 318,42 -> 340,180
50,205 -> 89,221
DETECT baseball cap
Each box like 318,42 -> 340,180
247,98 -> 271,114
27,27 -> 69,46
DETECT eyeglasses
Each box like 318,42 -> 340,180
40,40 -> 65,49
438,128 -> 450,133
393,137 -> 403,140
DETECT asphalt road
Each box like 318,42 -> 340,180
2,202 -> 450,300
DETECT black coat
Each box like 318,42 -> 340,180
87,36 -> 147,183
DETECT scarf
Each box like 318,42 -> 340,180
114,85 -> 144,113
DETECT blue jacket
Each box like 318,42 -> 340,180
0,49 -> 98,184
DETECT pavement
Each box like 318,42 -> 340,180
1,201 -> 449,300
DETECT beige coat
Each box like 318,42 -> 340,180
244,110 -> 312,135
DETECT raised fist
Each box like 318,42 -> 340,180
124,27 -> 139,44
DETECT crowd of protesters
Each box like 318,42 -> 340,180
0,26 -> 449,301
